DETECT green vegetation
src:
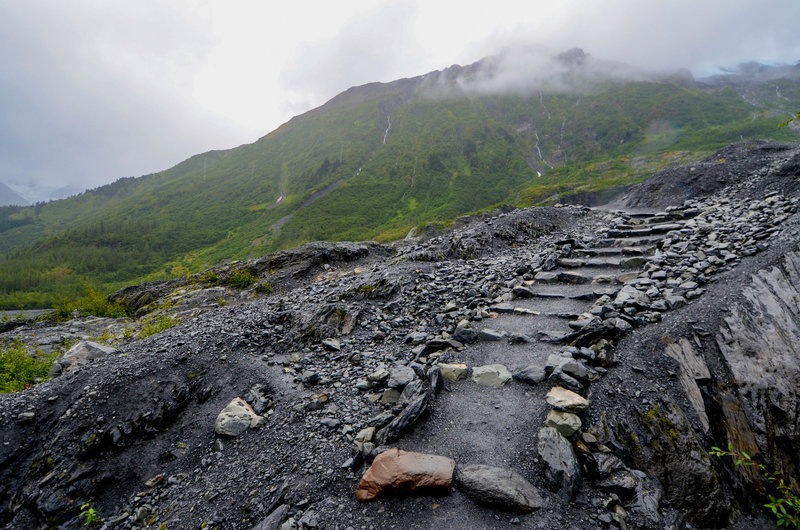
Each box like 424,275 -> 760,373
0,70 -> 797,309
711,443 -> 800,527
42,285 -> 132,322
138,315 -> 178,339
0,341 -> 57,393
228,269 -> 256,289
78,502 -> 102,528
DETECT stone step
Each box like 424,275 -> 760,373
514,283 -> 619,301
614,218 -> 670,229
533,267 -> 633,286
558,258 -> 621,268
623,210 -> 666,219
598,236 -> 663,247
606,223 -> 683,238
573,246 -> 648,257
475,314 -> 574,339
505,296 -> 589,315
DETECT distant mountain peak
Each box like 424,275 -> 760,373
0,181 -> 29,206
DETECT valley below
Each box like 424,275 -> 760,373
1,141 -> 799,529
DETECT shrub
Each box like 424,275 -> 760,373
138,315 -> 178,339
44,286 -> 131,322
0,341 -> 57,393
228,269 -> 256,289
255,281 -> 273,294
711,443 -> 800,528
200,270 -> 219,284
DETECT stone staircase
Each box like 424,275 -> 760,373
351,191 -> 797,528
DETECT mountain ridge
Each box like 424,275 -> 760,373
0,49 -> 798,308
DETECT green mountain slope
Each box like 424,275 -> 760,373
1,52 -> 798,308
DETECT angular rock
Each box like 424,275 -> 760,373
453,325 -> 478,344
387,364 -> 416,388
536,426 -> 581,500
478,328 -> 506,341
512,285 -> 537,298
512,364 -> 546,385
471,364 -> 512,387
558,271 -> 592,284
534,271 -> 558,284
545,386 -> 590,412
355,448 -> 455,501
321,338 -> 341,351
398,380 -> 426,406
374,394 -> 431,445
548,371 -> 584,394
214,397 -> 266,437
455,464 -> 543,512
438,363 -> 468,381
619,256 -> 647,269
49,340 -> 117,378
614,285 -> 650,308
545,410 -> 582,438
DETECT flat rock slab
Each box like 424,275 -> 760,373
355,448 -> 455,501
545,386 -> 590,412
471,364 -> 512,387
455,464 -> 543,512
215,398 -> 266,437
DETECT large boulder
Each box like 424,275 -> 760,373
455,464 -> 543,512
48,340 -> 117,378
355,448 -> 455,501
536,427 -> 581,500
214,398 -> 266,437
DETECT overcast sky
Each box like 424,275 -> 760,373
1,0 -> 798,197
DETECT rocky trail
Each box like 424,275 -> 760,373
2,141 -> 800,529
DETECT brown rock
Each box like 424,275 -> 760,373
355,448 -> 455,501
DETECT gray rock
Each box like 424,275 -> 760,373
536,426 -> 581,500
321,338 -> 341,351
215,398 -> 266,437
398,380 -> 426,406
534,271 -> 559,284
558,272 -> 592,284
471,364 -> 512,387
455,464 -> 543,512
542,254 -> 558,271
49,340 -> 117,378
301,370 -> 320,386
387,364 -> 416,388
478,328 -> 506,341
512,364 -> 546,385
374,394 -> 431,445
439,363 -> 468,381
545,410 -> 582,438
548,371 -> 584,394
665,295 -> 687,309
619,256 -> 647,269
453,326 -> 478,344
252,504 -> 289,530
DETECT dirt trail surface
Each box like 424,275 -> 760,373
1,141 -> 800,529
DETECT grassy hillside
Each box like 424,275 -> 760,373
1,61 -> 798,308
